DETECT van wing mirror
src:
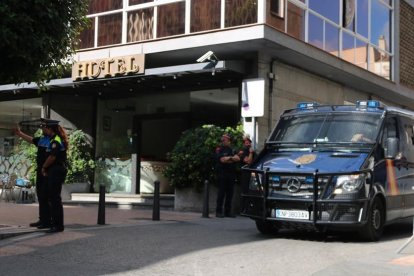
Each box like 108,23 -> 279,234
386,137 -> 399,159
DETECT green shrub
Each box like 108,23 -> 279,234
163,124 -> 244,192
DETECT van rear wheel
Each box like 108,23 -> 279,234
255,220 -> 279,235
359,197 -> 385,241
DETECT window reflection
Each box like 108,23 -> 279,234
89,0 -> 123,14
98,13 -> 122,46
287,2 -> 305,41
127,8 -> 154,42
356,0 -> 368,38
308,13 -> 323,50
370,0 -> 391,52
355,39 -> 368,69
342,31 -> 355,63
368,46 -> 391,79
309,0 -> 339,24
225,0 -> 257,27
325,22 -> 339,56
157,2 -> 185,38
78,19 -> 95,49
191,0 -> 221,32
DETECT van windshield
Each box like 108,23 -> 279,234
270,112 -> 382,144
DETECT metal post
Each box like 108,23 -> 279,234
202,180 -> 210,218
152,180 -> 160,221
97,184 -> 106,225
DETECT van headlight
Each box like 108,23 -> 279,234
334,174 -> 365,194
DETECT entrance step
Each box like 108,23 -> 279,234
67,193 -> 174,209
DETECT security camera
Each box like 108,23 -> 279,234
196,51 -> 217,63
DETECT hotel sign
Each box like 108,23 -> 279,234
72,54 -> 145,81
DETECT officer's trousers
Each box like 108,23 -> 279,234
47,165 -> 67,230
36,171 -> 51,225
216,172 -> 236,215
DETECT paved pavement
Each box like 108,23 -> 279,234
0,201 -> 201,240
1,201 -> 414,275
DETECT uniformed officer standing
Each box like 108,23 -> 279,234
14,119 -> 52,229
239,135 -> 257,166
215,133 -> 240,218
41,119 -> 69,233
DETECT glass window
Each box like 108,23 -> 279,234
129,0 -> 153,5
98,13 -> 122,46
308,13 -> 324,50
325,22 -> 339,56
370,0 -> 391,52
191,0 -> 221,32
287,2 -> 305,41
368,46 -> 391,79
157,2 -> 185,38
356,0 -> 368,38
342,31 -> 355,63
89,0 -> 123,14
78,19 -> 95,49
309,0 -> 339,24
127,8 -> 154,42
271,113 -> 381,144
225,0 -> 257,27
343,0 -> 355,31
355,38 -> 368,69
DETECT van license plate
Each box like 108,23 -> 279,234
275,209 -> 309,220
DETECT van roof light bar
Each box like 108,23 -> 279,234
297,102 -> 319,110
356,100 -> 380,109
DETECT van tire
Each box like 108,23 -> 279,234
359,197 -> 385,241
255,220 -> 279,235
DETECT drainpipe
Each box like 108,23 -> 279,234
268,59 -> 277,134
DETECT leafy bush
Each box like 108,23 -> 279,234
66,129 -> 95,184
163,124 -> 244,192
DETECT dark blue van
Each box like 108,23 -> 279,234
240,100 -> 414,241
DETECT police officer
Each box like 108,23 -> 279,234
14,119 -> 51,229
239,135 -> 257,166
41,119 -> 69,233
215,133 -> 240,218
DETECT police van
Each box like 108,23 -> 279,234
240,100 -> 414,241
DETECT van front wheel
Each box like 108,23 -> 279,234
255,220 -> 279,235
360,197 -> 385,241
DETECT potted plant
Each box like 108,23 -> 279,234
163,124 -> 244,212
62,129 -> 95,199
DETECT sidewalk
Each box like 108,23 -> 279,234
0,201 -> 201,240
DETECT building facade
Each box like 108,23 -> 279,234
1,0 -> 414,195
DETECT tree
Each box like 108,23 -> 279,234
0,0 -> 89,86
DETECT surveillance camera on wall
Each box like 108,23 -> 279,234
196,51 -> 217,63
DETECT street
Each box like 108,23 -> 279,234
0,212 -> 413,276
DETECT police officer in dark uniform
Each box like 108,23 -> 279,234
215,133 -> 240,218
41,119 -> 69,233
239,135 -> 257,167
14,119 -> 51,228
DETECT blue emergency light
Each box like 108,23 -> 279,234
297,102 -> 319,109
356,100 -> 380,109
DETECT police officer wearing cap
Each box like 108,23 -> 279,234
14,118 -> 52,228
41,119 -> 69,233
215,133 -> 240,218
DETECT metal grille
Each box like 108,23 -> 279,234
268,174 -> 330,199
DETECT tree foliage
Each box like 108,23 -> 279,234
0,0 -> 89,85
163,124 -> 244,192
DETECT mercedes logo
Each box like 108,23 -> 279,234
287,177 -> 301,193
